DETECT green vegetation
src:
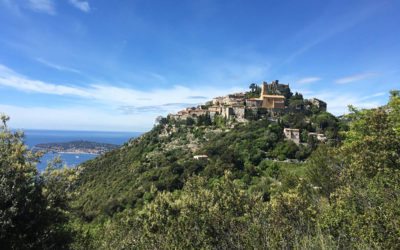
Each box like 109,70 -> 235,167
245,83 -> 261,98
1,91 -> 399,249
0,115 -> 75,249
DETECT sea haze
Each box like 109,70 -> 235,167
21,130 -> 142,171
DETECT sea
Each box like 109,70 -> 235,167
21,130 -> 142,171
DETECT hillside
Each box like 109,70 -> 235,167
67,89 -> 400,249
72,82 -> 343,219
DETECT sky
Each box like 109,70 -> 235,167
0,0 -> 399,132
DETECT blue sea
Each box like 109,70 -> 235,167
22,130 -> 142,171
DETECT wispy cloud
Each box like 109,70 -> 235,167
118,103 -> 199,115
147,72 -> 166,82
0,0 -> 55,15
36,58 -> 81,74
335,72 -> 377,84
0,65 -> 89,96
68,0 -> 90,12
0,64 -> 238,112
297,77 -> 321,84
359,92 -> 386,101
28,0 -> 55,15
0,64 -> 247,131
0,103 -> 154,131
187,96 -> 207,99
284,2 -> 385,63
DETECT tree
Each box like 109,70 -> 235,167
306,145 -> 342,200
318,94 -> 400,248
249,83 -> 257,92
246,83 -> 261,98
0,114 -> 73,249
185,117 -> 195,126
155,116 -> 167,126
270,141 -> 299,160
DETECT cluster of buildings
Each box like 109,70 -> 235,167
168,80 -> 327,123
167,80 -> 331,160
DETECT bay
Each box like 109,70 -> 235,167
21,129 -> 142,171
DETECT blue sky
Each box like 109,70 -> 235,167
0,0 -> 399,131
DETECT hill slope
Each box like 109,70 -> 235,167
72,84 -> 342,219
67,89 -> 400,249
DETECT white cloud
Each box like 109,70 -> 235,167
68,0 -> 90,12
359,92 -> 386,101
335,72 -> 377,84
0,104 -> 153,132
0,64 -> 242,107
0,65 -> 90,97
28,0 -> 55,15
36,58 -> 81,74
0,64 -> 244,130
297,77 -> 321,84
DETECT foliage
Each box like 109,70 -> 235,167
245,83 -> 261,98
0,114 -> 73,249
123,173 -> 261,249
316,92 -> 400,248
305,145 -> 342,199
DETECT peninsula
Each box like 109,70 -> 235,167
33,140 -> 119,155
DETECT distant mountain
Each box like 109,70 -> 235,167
33,140 -> 119,154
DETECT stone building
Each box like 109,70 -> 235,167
167,80 -> 329,126
221,107 -> 235,119
212,96 -> 224,106
245,98 -> 263,108
260,95 -> 285,109
232,106 -> 246,121
261,80 -> 290,96
283,128 -> 300,144
223,93 -> 245,106
258,81 -> 286,109
188,108 -> 208,117
208,106 -> 221,113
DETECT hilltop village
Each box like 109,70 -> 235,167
167,80 -> 328,145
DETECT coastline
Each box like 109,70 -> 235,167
52,151 -> 100,155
